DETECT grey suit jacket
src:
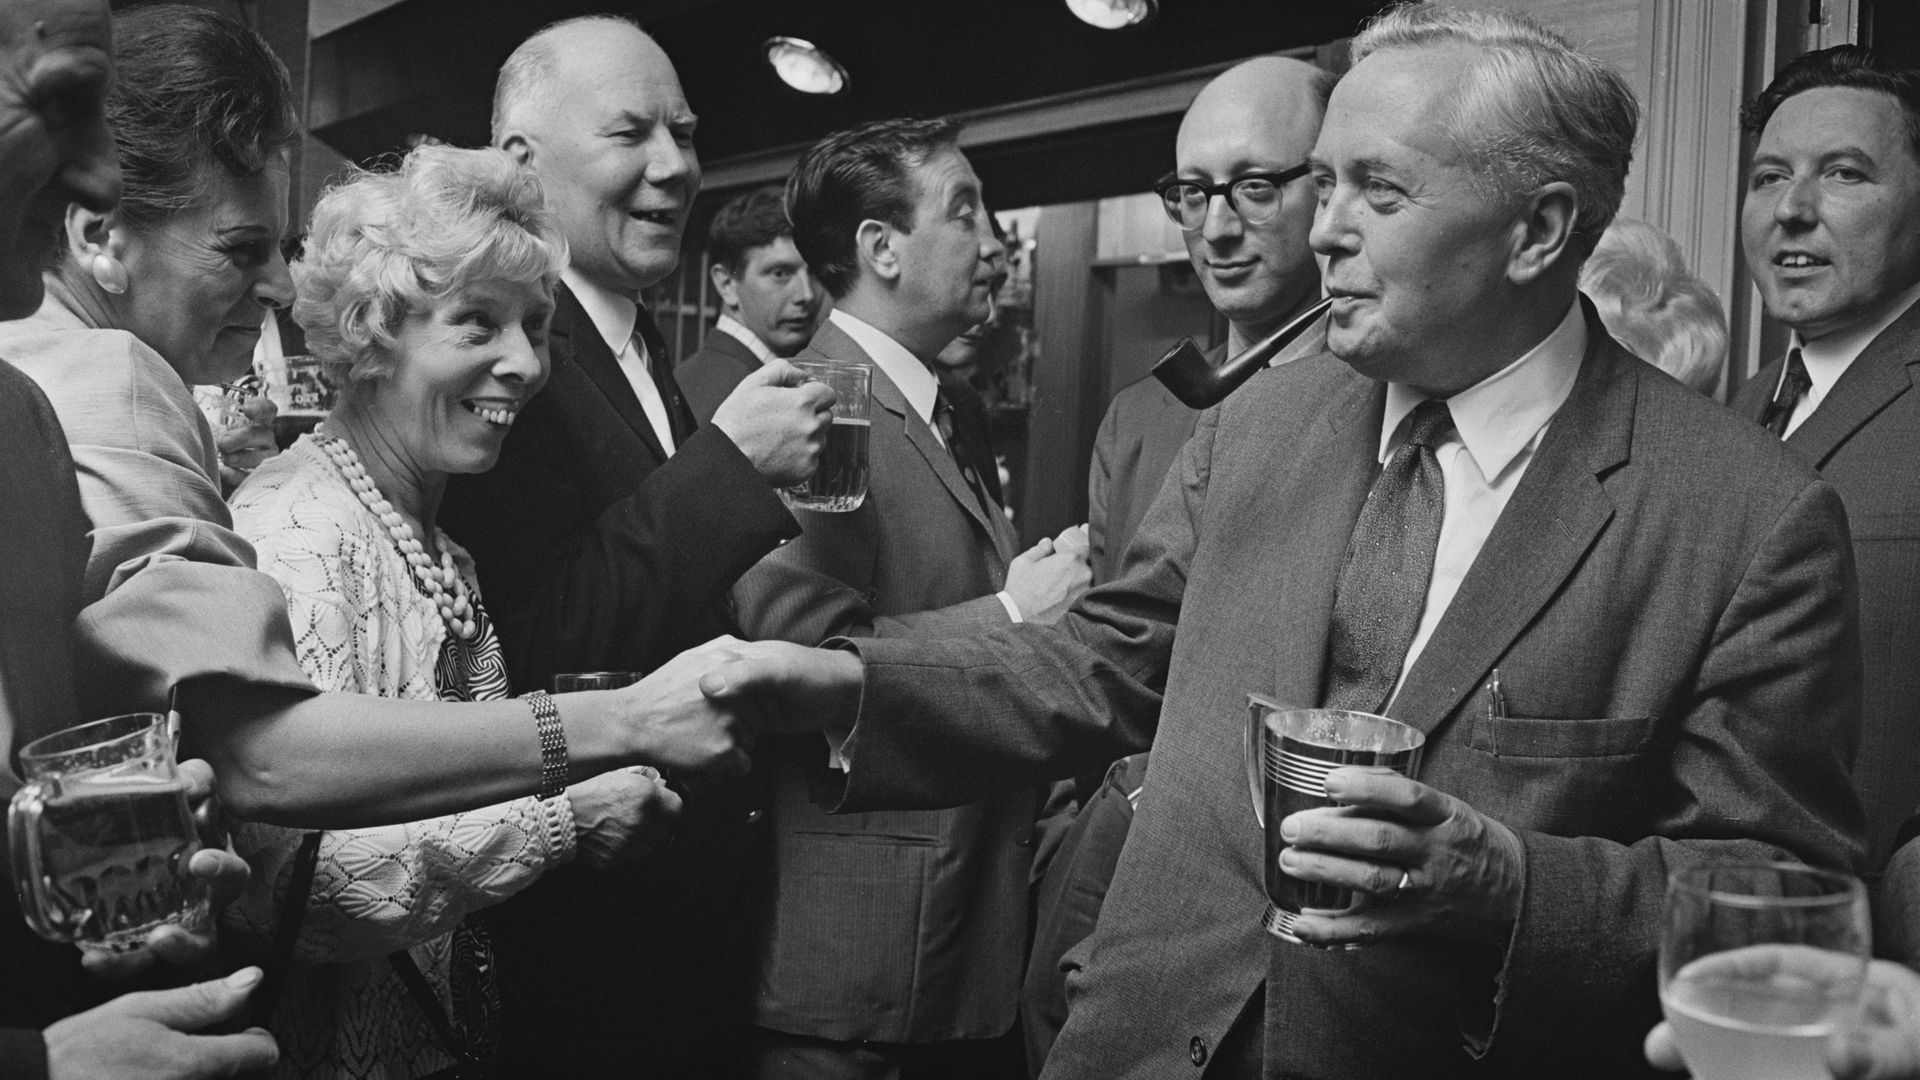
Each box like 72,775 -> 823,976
1732,296 -> 1920,867
678,328 -> 762,425
731,317 -> 1037,1045
836,305 -> 1865,1078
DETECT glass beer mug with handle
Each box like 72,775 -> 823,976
1658,862 -> 1870,1080
1243,694 -> 1425,944
9,713 -> 210,953
784,359 -> 871,513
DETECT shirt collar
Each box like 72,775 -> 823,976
562,267 -> 639,357
1786,278 -> 1920,402
830,308 -> 939,424
714,313 -> 777,365
1378,299 -> 1586,481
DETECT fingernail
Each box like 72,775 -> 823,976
226,966 -> 263,989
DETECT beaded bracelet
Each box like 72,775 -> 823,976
524,690 -> 569,800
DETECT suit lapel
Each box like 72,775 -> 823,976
553,284 -> 671,464
1386,315 -> 1630,734
1784,300 -> 1920,469
1265,367 -> 1385,710
813,322 -> 1014,562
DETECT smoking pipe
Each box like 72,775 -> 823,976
1151,296 -> 1334,409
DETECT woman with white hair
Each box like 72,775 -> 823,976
1580,216 -> 1729,396
227,145 -> 676,1079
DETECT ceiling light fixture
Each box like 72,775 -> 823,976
1064,0 -> 1158,30
764,37 -> 849,95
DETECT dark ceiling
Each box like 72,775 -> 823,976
310,0 -> 1391,210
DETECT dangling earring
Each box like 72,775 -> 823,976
90,252 -> 129,295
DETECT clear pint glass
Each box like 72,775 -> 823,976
9,713 -> 209,953
784,360 -> 870,513
1659,863 -> 1868,1080
1244,695 -> 1425,944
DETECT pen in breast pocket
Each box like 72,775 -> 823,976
1483,668 -> 1508,720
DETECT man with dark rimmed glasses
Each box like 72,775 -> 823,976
1023,54 -> 1334,1074
1090,57 -> 1333,587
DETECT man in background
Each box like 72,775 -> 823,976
441,17 -> 831,1075
1731,45 -> 1920,870
1021,54 -> 1333,1073
730,117 -> 1089,1079
680,184 -> 824,422
1089,56 -> 1332,584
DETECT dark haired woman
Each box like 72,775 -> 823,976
0,4 -> 718,864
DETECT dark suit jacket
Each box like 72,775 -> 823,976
442,283 -> 797,685
836,307 -> 1865,1079
1088,366 -> 1207,588
1732,297 -> 1920,867
730,317 -> 1035,1045
0,358 -> 110,1031
677,327 -> 762,425
438,283 -> 797,1064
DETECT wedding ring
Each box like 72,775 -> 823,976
1394,869 -> 1412,896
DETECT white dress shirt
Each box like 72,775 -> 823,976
714,313 -> 778,366
1774,279 -> 1920,437
564,267 -> 676,455
1380,299 -> 1587,706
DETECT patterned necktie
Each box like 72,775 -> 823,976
1760,347 -> 1811,439
1322,399 -> 1455,714
933,390 -> 997,515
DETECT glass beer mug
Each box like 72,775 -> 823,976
9,713 -> 210,953
783,359 -> 870,513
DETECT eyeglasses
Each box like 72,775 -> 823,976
1154,164 -> 1312,232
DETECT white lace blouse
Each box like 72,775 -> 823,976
228,435 -> 576,1079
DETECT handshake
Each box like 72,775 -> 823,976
631,635 -> 867,777
636,522 -> 1092,779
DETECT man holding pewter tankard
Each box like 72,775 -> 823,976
702,6 -> 1866,1077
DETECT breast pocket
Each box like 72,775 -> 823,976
1463,714 -> 1664,839
1468,713 -> 1659,758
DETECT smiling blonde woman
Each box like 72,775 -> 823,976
227,144 -> 681,1079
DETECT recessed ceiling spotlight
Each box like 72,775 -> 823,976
1064,0 -> 1158,30
765,36 -> 849,95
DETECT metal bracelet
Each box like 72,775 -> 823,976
525,690 -> 569,800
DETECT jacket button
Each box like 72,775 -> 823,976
745,809 -> 765,824
1189,1035 -> 1208,1067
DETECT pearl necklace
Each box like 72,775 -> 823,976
312,428 -> 478,642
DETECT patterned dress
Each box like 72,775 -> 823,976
228,435 -> 577,1079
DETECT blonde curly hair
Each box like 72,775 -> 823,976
292,144 -> 568,385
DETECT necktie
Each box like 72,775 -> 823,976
634,306 -> 694,448
1760,347 -> 1811,439
1322,399 -> 1455,714
933,388 -> 999,515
